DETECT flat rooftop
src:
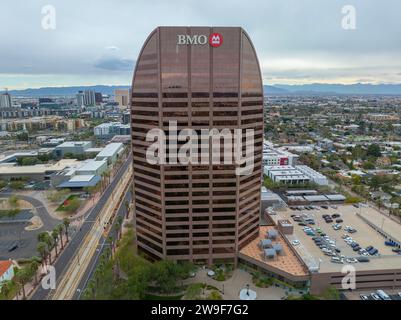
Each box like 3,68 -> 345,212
76,160 -> 107,172
239,226 -> 309,278
0,159 -> 80,175
271,205 -> 401,273
96,143 -> 123,158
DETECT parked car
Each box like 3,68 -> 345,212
7,243 -> 18,252
336,219 -> 343,223
371,293 -> 381,300
292,240 -> 300,246
360,294 -> 369,300
376,290 -> 391,300
357,257 -> 370,263
385,240 -> 397,247
332,214 -> 340,218
331,256 -> 343,264
392,248 -> 401,253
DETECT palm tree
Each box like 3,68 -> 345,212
29,257 -> 41,285
14,268 -> 29,300
57,224 -> 65,249
37,242 -> 48,267
42,233 -> 54,265
37,231 -> 48,243
51,229 -> 59,257
124,200 -> 130,219
0,280 -> 13,298
63,218 -> 70,243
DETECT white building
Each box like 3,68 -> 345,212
264,165 -> 310,184
75,159 -> 108,176
95,143 -> 124,164
0,260 -> 14,287
263,141 -> 299,166
295,165 -> 328,186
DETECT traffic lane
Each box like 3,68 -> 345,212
73,183 -> 132,299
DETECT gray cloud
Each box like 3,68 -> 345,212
1,0 -> 401,88
94,58 -> 135,71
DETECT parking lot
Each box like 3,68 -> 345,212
271,204 -> 401,272
346,289 -> 401,301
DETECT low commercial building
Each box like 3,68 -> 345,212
261,187 -> 286,214
75,159 -> 107,176
95,143 -> 124,165
263,141 -> 299,166
0,159 -> 80,181
94,122 -> 131,139
0,260 -> 14,287
54,141 -> 92,157
264,165 -> 310,184
295,165 -> 328,186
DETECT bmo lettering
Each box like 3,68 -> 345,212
177,35 -> 208,45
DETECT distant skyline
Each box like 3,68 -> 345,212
1,0 -> 401,89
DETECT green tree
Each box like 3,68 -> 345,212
51,229 -> 59,257
63,218 -> 70,243
8,195 -> 19,208
14,268 -> 30,299
208,290 -> 223,300
28,257 -> 41,285
57,224 -> 65,249
185,283 -> 203,300
37,242 -> 48,267
322,286 -> 340,300
367,144 -> 381,158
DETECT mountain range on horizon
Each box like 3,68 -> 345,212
2,83 -> 401,97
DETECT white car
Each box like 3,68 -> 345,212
360,294 -> 369,300
345,258 -> 358,264
292,240 -> 300,246
398,292 -> 401,298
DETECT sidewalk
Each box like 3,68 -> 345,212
183,268 -> 287,300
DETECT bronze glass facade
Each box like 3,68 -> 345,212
130,27 -> 263,264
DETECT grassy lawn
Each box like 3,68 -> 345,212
56,194 -> 80,212
0,209 -> 21,218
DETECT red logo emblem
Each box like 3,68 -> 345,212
209,33 -> 223,47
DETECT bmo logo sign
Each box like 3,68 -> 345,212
177,33 -> 223,47
209,33 -> 223,47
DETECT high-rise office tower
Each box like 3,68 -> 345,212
0,90 -> 12,108
130,27 -> 263,265
76,91 -> 85,107
84,90 -> 96,107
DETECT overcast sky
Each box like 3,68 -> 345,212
1,0 -> 401,89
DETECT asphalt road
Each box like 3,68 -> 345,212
0,193 -> 59,260
74,183 -> 132,299
30,155 -> 132,300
